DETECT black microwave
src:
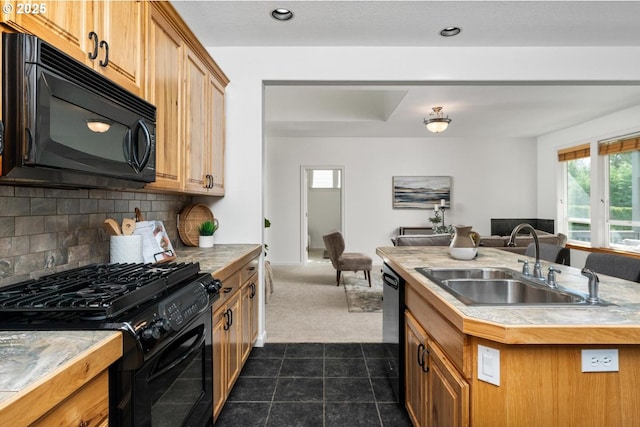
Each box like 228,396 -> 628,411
1,33 -> 156,189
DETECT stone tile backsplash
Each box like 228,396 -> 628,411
0,185 -> 192,287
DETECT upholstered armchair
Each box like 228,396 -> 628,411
322,230 -> 372,287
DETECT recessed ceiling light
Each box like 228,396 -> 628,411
440,27 -> 461,37
271,8 -> 294,21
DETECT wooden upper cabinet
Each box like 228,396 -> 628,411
144,4 -> 183,191
3,0 -> 88,63
4,1 -> 145,96
89,0 -> 145,96
209,74 -> 226,195
183,46 -> 211,194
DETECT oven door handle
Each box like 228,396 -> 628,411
147,331 -> 206,383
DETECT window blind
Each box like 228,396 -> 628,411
599,136 -> 640,155
558,143 -> 590,162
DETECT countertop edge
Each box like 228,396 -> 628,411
210,245 -> 262,280
0,331 -> 122,425
377,246 -> 640,345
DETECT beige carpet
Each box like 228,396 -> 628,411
265,262 -> 383,343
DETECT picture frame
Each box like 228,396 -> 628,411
392,176 -> 451,209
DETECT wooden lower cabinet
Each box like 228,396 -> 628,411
212,288 -> 241,421
212,254 -> 260,422
32,369 -> 109,427
405,310 -> 469,427
241,272 -> 259,363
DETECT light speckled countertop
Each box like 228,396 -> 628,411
377,246 -> 640,344
176,243 -> 262,279
0,331 -> 121,412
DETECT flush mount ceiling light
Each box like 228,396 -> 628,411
85,118 -> 112,133
271,8 -> 293,21
440,27 -> 461,37
423,106 -> 452,133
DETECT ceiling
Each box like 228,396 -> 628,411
171,1 -> 640,138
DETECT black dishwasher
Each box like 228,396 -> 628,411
382,263 -> 405,405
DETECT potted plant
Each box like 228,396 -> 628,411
198,219 -> 218,248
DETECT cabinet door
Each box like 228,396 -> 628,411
208,73 -> 225,195
405,311 -> 428,426
183,46 -> 212,194
226,292 -> 243,391
240,273 -> 258,363
92,0 -> 144,96
5,0 -> 88,64
427,341 -> 470,427
145,4 -> 184,191
212,305 -> 227,422
241,282 -> 252,363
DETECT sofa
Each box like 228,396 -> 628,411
478,230 -> 567,255
394,230 -> 567,255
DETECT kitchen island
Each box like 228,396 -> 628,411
377,246 -> 640,427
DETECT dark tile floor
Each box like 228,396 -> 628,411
215,343 -> 412,427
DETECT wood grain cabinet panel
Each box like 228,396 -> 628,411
32,370 -> 109,427
183,46 -> 211,194
405,310 -> 469,427
90,0 -> 145,96
241,272 -> 259,363
212,255 -> 260,422
5,0 -> 144,96
145,4 -> 184,191
144,1 -> 228,195
2,0 -> 87,63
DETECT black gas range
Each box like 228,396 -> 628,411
0,262 -> 221,426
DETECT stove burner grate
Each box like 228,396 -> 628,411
0,262 -> 201,320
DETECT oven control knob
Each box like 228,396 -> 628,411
155,318 -> 170,334
205,278 -> 222,294
141,325 -> 161,342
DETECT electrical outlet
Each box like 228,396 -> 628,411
581,349 -> 619,372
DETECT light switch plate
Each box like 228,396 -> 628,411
581,349 -> 619,372
478,344 -> 500,386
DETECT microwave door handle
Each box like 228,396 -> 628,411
132,120 -> 152,172
122,128 -> 135,170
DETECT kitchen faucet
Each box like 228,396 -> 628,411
508,223 -> 543,280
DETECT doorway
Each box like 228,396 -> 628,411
301,167 -> 344,263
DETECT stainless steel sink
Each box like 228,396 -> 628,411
420,267 -> 514,281
416,267 -> 611,306
442,279 -> 585,305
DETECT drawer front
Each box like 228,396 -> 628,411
240,258 -> 259,284
218,270 -> 241,304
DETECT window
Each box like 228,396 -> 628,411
311,169 -> 341,189
559,144 -> 591,243
600,137 -> 640,250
